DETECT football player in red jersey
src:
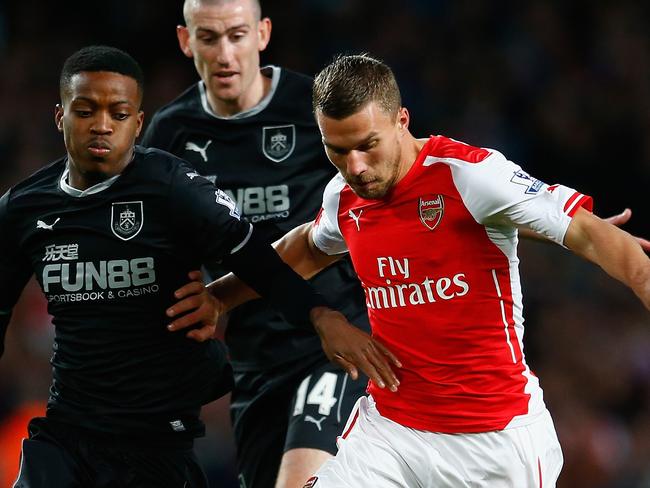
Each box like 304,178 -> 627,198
170,54 -> 650,487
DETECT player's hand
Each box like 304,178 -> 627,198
310,306 -> 402,392
166,270 -> 222,342
603,208 -> 650,251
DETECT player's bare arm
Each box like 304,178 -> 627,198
520,207 -> 650,251
564,208 -> 650,309
168,221 -> 402,390
168,222 -> 339,327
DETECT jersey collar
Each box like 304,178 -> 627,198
59,160 -> 122,198
199,65 -> 280,120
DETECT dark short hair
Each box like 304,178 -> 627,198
313,54 -> 401,119
59,45 -> 144,103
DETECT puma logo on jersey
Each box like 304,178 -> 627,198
348,209 -> 362,231
185,140 -> 212,162
36,218 -> 60,231
304,415 -> 327,431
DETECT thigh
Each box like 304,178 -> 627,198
422,411 -> 564,488
285,363 -> 367,454
13,417 -> 86,488
311,396 -> 420,488
231,370 -> 294,488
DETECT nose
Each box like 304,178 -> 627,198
345,150 -> 368,177
215,38 -> 234,66
90,111 -> 113,135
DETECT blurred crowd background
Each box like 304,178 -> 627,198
1,1 -> 649,487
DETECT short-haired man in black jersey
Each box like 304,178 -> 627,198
0,45 -> 399,488
140,1 -> 378,487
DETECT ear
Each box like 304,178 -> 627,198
135,111 -> 145,138
54,104 -> 64,132
258,17 -> 272,52
177,25 -> 194,58
397,107 -> 410,132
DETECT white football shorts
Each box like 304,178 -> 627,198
306,395 -> 563,488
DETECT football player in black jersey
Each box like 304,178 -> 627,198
140,1 -> 378,487
0,45 -> 400,488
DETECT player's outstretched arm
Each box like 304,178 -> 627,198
520,208 -> 650,251
168,223 -> 401,390
564,208 -> 650,310
169,222 -> 340,318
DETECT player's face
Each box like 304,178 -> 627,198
178,0 -> 271,114
55,71 -> 144,188
318,102 -> 410,199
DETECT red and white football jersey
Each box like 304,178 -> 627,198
312,135 -> 592,433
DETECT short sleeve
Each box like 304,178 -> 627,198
169,163 -> 253,263
311,174 -> 349,255
448,150 -> 593,245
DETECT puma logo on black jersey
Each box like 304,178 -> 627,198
304,415 -> 327,431
36,218 -> 61,231
185,140 -> 212,162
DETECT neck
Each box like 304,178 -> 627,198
207,69 -> 271,117
67,148 -> 133,191
394,133 -> 425,185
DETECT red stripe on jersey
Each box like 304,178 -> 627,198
314,207 -> 324,226
431,135 -> 491,163
567,194 -> 593,217
563,192 -> 581,213
538,457 -> 543,488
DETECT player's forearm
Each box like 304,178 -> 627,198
273,222 -> 341,279
207,223 -> 338,312
565,210 -> 650,308
206,272 -> 258,312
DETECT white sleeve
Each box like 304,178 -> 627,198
311,174 -> 349,256
447,150 -> 593,245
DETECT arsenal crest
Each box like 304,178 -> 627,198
262,124 -> 295,162
111,201 -> 143,241
419,194 -> 444,231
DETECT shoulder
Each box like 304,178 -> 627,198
133,146 -> 195,181
8,157 -> 66,201
277,67 -> 314,89
322,173 -> 348,202
148,83 -> 201,125
425,135 -> 493,165
269,67 -> 315,116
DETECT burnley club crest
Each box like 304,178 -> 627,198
262,125 -> 295,162
111,201 -> 143,241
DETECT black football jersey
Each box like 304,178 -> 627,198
0,147 -> 252,441
141,67 -> 369,371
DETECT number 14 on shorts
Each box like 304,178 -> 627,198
293,372 -> 339,416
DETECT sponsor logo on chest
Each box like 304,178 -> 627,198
365,256 -> 469,310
